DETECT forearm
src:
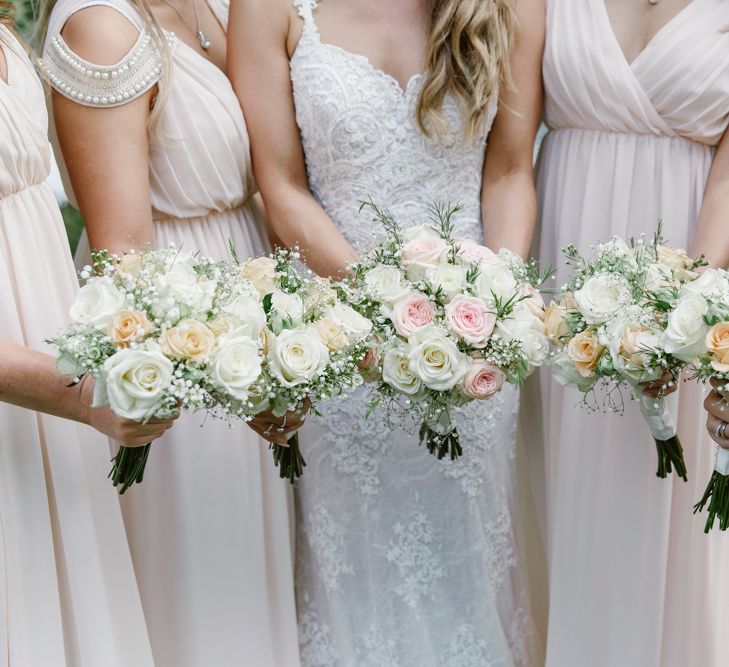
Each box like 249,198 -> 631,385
0,340 -> 88,424
262,180 -> 359,277
690,187 -> 729,268
481,169 -> 536,259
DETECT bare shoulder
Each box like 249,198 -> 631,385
228,0 -> 301,55
512,0 -> 546,32
61,5 -> 142,66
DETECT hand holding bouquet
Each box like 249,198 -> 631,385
548,227 -> 705,481
343,201 -> 550,461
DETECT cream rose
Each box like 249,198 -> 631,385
445,294 -> 496,347
159,320 -> 216,362
402,237 -> 449,279
69,277 -> 126,330
382,345 -> 421,395
152,265 -> 215,324
364,265 -> 409,305
270,290 -> 304,330
426,264 -> 467,302
461,362 -> 505,399
706,322 -> 729,372
303,276 -> 338,310
390,292 -> 436,337
209,334 -> 262,401
407,327 -> 469,391
116,252 -> 143,276
269,329 -> 329,387
208,313 -> 236,337
474,258 -> 518,303
683,268 -> 729,300
543,302 -> 571,342
573,274 -> 629,324
609,323 -> 662,383
239,257 -> 278,297
108,310 -> 153,347
657,245 -> 691,271
222,294 -> 266,338
96,348 -> 174,421
326,302 -> 373,342
309,318 -> 349,352
663,292 -> 711,362
496,310 -> 550,371
567,330 -> 603,378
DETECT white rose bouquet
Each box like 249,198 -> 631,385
677,268 -> 729,531
342,201 -> 550,461
548,227 -> 705,481
51,246 -> 369,490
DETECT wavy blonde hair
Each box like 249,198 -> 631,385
417,0 -> 515,140
34,0 -> 172,130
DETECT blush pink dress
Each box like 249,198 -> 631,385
534,1 -> 729,665
0,25 -> 154,666
40,2 -> 300,665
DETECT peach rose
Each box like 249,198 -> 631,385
462,362 -> 505,399
707,322 -> 729,372
160,319 -> 216,362
567,330 -> 603,378
108,310 -> 152,347
543,303 -> 570,342
239,257 -> 278,296
390,292 -> 436,337
445,294 -> 496,347
309,318 -> 349,352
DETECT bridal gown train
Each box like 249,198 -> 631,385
534,1 -> 729,665
289,2 -> 542,665
0,26 -> 154,665
40,2 -> 300,665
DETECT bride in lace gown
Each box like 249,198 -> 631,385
229,1 -> 545,664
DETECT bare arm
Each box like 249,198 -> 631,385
0,340 -> 173,445
51,7 -> 156,254
690,129 -> 729,268
481,0 -> 545,258
227,0 -> 358,278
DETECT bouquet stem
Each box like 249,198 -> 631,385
694,448 -> 729,532
109,443 -> 151,494
271,433 -> 306,484
638,394 -> 687,482
419,409 -> 462,460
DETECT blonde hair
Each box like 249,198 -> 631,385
417,0 -> 515,140
34,0 -> 172,129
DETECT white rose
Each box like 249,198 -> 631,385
573,274 -> 629,324
474,258 -> 518,303
152,264 -> 215,324
69,276 -> 126,330
269,329 -> 329,387
326,302 -> 373,342
95,348 -> 174,421
382,345 -> 422,395
364,265 -> 409,306
270,290 -> 304,330
222,294 -> 266,338
642,263 -> 672,293
683,268 -> 729,300
549,349 -> 598,393
426,264 -> 466,302
663,292 -> 711,362
496,310 -> 549,371
407,326 -> 469,391
608,321 -> 663,383
209,335 -> 262,401
401,224 -> 441,243
597,237 -> 638,269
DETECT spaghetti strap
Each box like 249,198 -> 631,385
292,0 -> 318,35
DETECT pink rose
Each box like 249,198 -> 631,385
519,284 -> 545,318
445,294 -> 496,347
462,362 -> 505,399
358,342 -> 383,382
402,237 -> 448,278
391,292 -> 436,337
454,238 -> 496,265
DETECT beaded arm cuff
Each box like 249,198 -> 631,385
37,30 -> 173,108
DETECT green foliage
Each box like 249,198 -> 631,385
11,0 -> 35,41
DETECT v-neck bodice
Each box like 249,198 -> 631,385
544,0 -> 729,144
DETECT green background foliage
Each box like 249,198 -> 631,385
12,0 -> 85,253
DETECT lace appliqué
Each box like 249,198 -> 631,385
354,625 -> 402,667
440,624 -> 497,667
38,30 -> 173,107
298,608 -> 339,667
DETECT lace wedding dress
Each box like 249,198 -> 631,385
291,2 -> 541,665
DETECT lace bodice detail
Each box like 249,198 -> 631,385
290,0 -> 495,253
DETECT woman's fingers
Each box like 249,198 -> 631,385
707,414 -> 729,449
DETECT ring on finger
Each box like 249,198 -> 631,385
716,420 -> 728,440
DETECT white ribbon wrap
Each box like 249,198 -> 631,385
637,394 -> 676,441
715,447 -> 729,476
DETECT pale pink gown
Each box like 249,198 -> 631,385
534,1 -> 729,665
0,26 -> 154,665
40,2 -> 300,665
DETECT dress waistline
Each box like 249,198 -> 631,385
546,126 -> 714,148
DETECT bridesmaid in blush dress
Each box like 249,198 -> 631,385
38,0 -> 300,665
535,1 -> 729,665
0,20 -> 174,666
